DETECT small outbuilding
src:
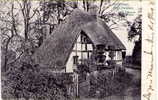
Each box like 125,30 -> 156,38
33,9 -> 126,73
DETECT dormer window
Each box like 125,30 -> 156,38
96,45 -> 105,54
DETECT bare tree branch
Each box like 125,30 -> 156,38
98,0 -> 104,14
100,0 -> 119,15
29,8 -> 39,20
7,51 -> 24,65
110,27 -> 119,30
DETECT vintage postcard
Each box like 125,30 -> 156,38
0,0 -> 156,100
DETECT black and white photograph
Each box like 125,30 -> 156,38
1,0 -> 143,100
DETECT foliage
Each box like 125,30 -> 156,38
128,15 -> 142,41
39,0 -> 67,24
108,51 -> 116,60
132,40 -> 141,66
2,61 -> 73,100
127,15 -> 142,65
89,68 -> 133,98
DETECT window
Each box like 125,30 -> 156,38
81,34 -> 86,43
81,32 -> 92,44
87,44 -> 93,50
73,56 -> 78,64
83,52 -> 88,59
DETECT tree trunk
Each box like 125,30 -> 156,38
99,0 -> 104,14
3,37 -> 12,72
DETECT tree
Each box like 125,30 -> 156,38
128,15 -> 142,41
1,0 -> 44,71
17,0 -> 39,40
128,15 -> 142,65
0,2 -> 24,72
39,0 -> 68,24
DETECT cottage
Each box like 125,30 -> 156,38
33,9 -> 126,73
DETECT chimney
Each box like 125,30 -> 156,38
88,5 -> 98,17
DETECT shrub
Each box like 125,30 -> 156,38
89,69 -> 133,98
2,62 -> 73,100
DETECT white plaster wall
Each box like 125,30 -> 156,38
66,52 -> 75,73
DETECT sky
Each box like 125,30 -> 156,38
111,1 -> 142,55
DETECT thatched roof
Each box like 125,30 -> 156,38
33,9 -> 126,70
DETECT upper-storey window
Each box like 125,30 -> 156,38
81,32 -> 91,44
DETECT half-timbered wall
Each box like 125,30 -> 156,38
66,33 -> 93,73
66,32 -> 124,73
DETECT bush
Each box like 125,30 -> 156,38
2,62 -> 73,100
89,69 -> 133,98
